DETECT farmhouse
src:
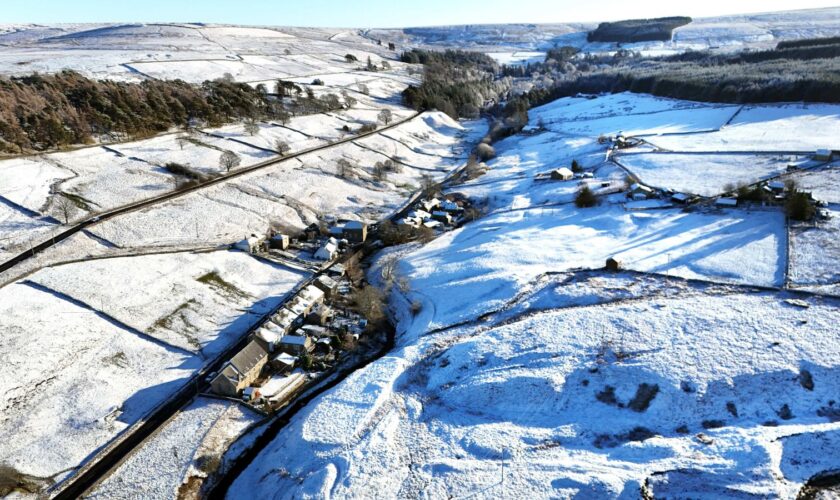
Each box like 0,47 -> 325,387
210,340 -> 269,397
279,335 -> 314,355
551,167 -> 574,181
315,238 -> 339,260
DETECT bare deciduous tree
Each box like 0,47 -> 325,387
275,140 -> 291,156
377,109 -> 393,126
336,158 -> 354,179
55,195 -> 77,224
219,150 -> 241,173
243,120 -> 260,136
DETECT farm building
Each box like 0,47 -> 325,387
279,335 -> 314,355
551,168 -> 574,181
440,200 -> 462,213
315,238 -> 339,260
210,340 -> 269,397
629,183 -> 654,199
671,192 -> 691,204
269,234 -> 290,250
716,197 -> 738,207
814,149 -> 833,161
606,257 -> 622,272
234,235 -> 265,254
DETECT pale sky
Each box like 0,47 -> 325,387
4,0 -> 838,27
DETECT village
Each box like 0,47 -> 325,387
207,190 -> 472,413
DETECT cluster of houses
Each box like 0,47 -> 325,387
232,220 -> 371,264
209,271 -> 363,406
397,196 -> 465,229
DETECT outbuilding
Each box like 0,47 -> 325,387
270,352 -> 297,372
551,168 -> 574,181
629,183 -> 653,199
431,211 -> 452,225
279,335 -> 314,355
269,234 -> 290,250
606,257 -> 622,272
234,235 -> 265,254
716,197 -> 738,207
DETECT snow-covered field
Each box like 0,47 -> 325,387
88,397 -> 261,499
790,206 -> 840,288
230,91 -> 840,499
0,282 -> 202,481
28,250 -> 308,355
618,153 -> 792,196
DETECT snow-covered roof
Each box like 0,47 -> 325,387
671,193 -> 690,201
230,340 -> 268,375
554,167 -> 574,177
280,335 -> 310,346
768,181 -> 786,190
630,183 -> 653,193
256,328 -> 279,345
271,352 -> 297,366
716,197 -> 738,207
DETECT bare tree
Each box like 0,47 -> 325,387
377,109 -> 393,126
336,158 -> 354,179
243,119 -> 260,136
275,139 -> 291,156
372,161 -> 388,182
55,195 -> 77,224
219,150 -> 241,173
341,89 -> 357,109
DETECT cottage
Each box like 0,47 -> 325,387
254,327 -> 281,353
550,167 -> 574,181
313,275 -> 338,298
270,352 -> 297,372
269,234 -> 290,250
716,197 -> 738,207
306,303 -> 333,326
606,257 -> 622,272
314,237 -> 339,260
234,235 -> 265,254
814,149 -> 833,161
431,211 -> 452,225
342,220 -> 368,243
271,307 -> 300,334
278,335 -> 314,355
210,341 -> 269,397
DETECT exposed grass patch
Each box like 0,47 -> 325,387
197,271 -> 251,301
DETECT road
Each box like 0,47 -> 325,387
0,111 -> 420,277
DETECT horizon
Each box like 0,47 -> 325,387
4,0 -> 839,28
